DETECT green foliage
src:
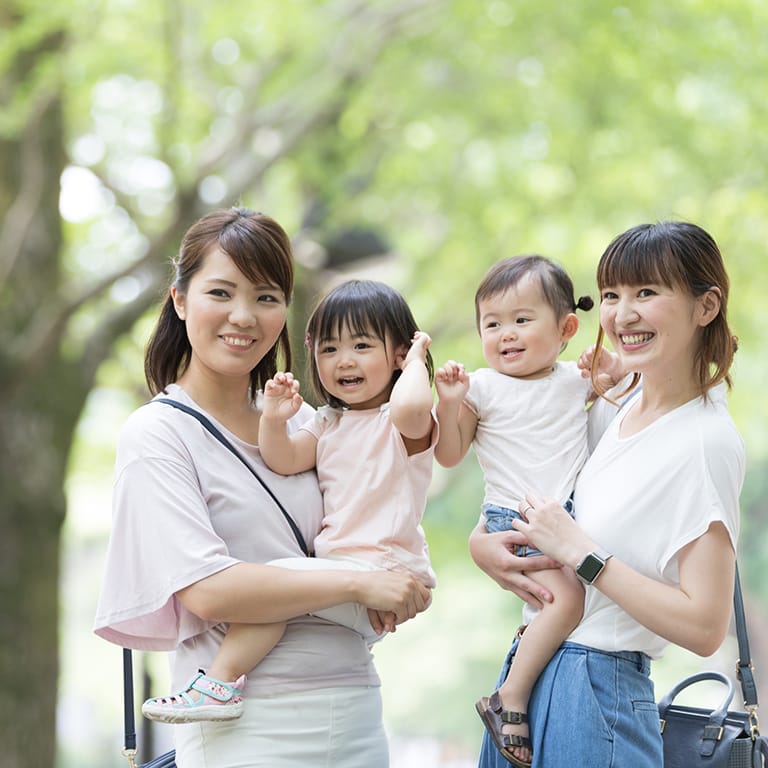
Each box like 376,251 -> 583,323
5,0 -> 768,762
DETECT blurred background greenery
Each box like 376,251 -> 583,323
3,0 -> 768,766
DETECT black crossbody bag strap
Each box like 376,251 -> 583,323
121,397 -> 311,764
733,563 -> 759,711
122,648 -> 139,766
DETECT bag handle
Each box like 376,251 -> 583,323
657,671 -> 737,758
658,670 -> 734,719
657,565 -> 759,715
656,564 -> 760,743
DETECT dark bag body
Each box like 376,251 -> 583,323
138,751 -> 176,768
658,566 -> 767,768
658,671 -> 764,768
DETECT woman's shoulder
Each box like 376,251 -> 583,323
694,387 -> 744,456
117,389 -> 207,464
120,394 -> 181,439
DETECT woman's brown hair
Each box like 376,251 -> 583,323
144,207 -> 294,399
591,221 -> 737,399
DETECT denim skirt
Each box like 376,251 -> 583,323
477,638 -> 663,768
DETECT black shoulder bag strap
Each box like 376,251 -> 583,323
733,563 -> 765,766
121,397 -> 311,765
734,563 -> 758,710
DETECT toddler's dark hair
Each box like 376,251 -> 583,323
474,254 -> 592,330
306,279 -> 434,408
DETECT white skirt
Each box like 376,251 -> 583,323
174,685 -> 389,768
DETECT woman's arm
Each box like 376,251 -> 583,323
177,562 -> 432,628
514,496 -> 735,655
589,523 -> 734,655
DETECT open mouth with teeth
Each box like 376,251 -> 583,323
222,336 -> 255,347
620,332 -> 654,346
338,376 -> 364,386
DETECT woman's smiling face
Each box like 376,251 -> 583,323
172,246 -> 288,384
599,280 -> 709,382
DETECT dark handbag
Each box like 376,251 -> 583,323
658,565 -> 768,768
118,398 -> 311,766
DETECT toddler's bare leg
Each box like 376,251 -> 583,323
496,566 -> 584,763
208,621 -> 287,682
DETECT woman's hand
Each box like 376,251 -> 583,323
367,608 -> 398,635
512,494 -> 592,569
355,570 -> 432,627
468,520 -> 562,610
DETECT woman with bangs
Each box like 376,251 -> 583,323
94,208 -> 431,767
473,221 -> 744,767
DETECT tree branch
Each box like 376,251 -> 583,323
0,90 -> 57,286
6,0 -> 437,393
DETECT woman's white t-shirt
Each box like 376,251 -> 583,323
568,384 -> 744,658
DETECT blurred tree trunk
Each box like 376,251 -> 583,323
0,27 -> 70,768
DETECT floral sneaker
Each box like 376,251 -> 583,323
142,670 -> 246,724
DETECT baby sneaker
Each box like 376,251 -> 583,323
142,670 -> 246,724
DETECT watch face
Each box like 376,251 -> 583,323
578,553 -> 603,583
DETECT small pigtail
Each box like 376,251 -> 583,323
575,295 -> 594,312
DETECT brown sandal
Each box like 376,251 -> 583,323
475,690 -> 532,768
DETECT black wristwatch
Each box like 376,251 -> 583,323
576,548 -> 613,585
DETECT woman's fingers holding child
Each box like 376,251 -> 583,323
469,525 -> 558,608
367,608 -> 398,635
514,494 -> 586,565
357,570 -> 431,625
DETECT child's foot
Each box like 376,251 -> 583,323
475,690 -> 532,767
142,670 -> 246,724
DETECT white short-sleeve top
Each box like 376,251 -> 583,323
569,384 -> 744,658
465,362 -> 593,508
